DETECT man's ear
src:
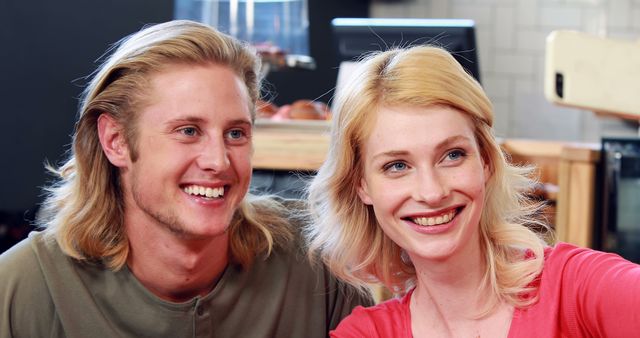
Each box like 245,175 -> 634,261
97,114 -> 129,168
356,177 -> 374,206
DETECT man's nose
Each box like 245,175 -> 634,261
197,136 -> 230,173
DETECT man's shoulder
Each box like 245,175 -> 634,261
0,230 -> 67,293
0,231 -> 48,277
0,231 -> 59,336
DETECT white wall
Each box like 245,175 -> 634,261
370,0 -> 640,141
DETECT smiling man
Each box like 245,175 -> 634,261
0,20 -> 371,337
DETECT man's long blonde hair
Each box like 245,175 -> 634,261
305,46 -> 548,312
38,20 -> 292,270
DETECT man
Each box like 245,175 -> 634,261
0,20 -> 371,337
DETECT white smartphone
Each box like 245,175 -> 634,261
544,30 -> 640,118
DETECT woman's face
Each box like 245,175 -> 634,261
357,105 -> 489,262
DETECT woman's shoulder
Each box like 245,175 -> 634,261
330,290 -> 413,338
538,241 -> 640,302
545,242 -> 637,269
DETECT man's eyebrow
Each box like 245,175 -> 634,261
164,116 -> 206,126
163,117 -> 253,127
227,119 -> 253,127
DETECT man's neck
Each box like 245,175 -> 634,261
125,223 -> 230,303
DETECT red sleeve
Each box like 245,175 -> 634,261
555,244 -> 640,337
330,306 -> 376,338
330,292 -> 412,338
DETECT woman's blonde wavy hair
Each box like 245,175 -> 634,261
38,20 -> 292,270
305,45 -> 549,312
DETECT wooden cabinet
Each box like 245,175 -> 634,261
555,145 -> 600,248
502,140 -> 600,247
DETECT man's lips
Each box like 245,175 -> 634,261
182,184 -> 226,198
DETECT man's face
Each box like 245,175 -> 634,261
120,63 -> 253,240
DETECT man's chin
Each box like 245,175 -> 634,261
164,223 -> 230,241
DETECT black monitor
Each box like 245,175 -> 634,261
331,18 -> 481,83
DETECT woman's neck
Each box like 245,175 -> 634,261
411,240 -> 487,314
409,237 -> 513,338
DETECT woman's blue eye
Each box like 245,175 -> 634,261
385,161 -> 407,172
446,149 -> 465,161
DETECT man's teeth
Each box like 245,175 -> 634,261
413,209 -> 456,226
183,185 -> 224,198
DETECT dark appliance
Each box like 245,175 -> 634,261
600,137 -> 640,263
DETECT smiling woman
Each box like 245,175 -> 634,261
356,105 -> 489,264
304,45 -> 640,338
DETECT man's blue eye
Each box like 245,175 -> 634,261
180,127 -> 197,136
393,162 -> 407,170
227,129 -> 245,139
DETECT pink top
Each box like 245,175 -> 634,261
331,243 -> 640,338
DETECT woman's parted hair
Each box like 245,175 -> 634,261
305,45 -> 548,310
38,20 -> 292,270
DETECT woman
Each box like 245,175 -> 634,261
305,45 -> 640,337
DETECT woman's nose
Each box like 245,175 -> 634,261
413,169 -> 450,205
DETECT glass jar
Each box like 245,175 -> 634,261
175,0 -> 310,56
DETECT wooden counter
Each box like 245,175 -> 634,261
253,120 -> 330,170
253,120 -> 601,248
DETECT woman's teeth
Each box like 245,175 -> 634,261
183,185 -> 224,198
412,209 -> 456,226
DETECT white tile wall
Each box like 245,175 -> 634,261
539,6 -> 582,28
565,0 -> 602,4
451,0 -> 477,4
370,0 -> 640,141
494,5 -> 516,49
482,75 -> 511,100
607,0 -> 632,28
633,8 -> 640,29
451,4 -> 494,26
515,29 -> 550,52
370,3 -> 407,18
405,2 -> 432,18
491,99 -> 511,137
516,0 -> 538,27
475,29 -> 493,72
582,7 -> 609,35
430,0 -> 451,16
493,52 -> 536,76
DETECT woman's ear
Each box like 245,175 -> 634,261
483,157 -> 492,184
356,178 -> 374,205
97,114 -> 130,168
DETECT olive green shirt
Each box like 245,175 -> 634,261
0,231 -> 371,337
